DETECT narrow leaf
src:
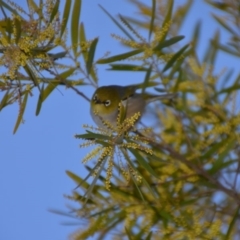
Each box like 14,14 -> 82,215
130,148 -> 159,179
66,170 -> 90,189
212,14 -> 237,35
142,65 -> 152,94
163,44 -> 189,72
23,64 -> 40,90
108,64 -> 148,71
35,84 -> 44,116
125,227 -> 133,240
75,132 -> 111,141
216,43 -> 240,57
48,51 -> 67,60
13,90 -> 28,134
13,17 -> 21,43
41,85 -> 59,101
146,231 -> 153,240
27,0 -> 42,18
71,0 -> 81,57
159,0 -> 173,42
35,68 -> 76,116
97,49 -> 143,64
59,67 -> 76,79
86,38 -> 98,74
209,31 -> 219,65
80,22 -> 87,62
60,0 -> 71,37
191,21 -> 201,50
200,137 -> 230,161
149,0 -> 156,40
99,4 -> 134,40
209,137 -> 236,175
82,157 -> 107,204
0,0 -> 19,15
0,90 -> 11,111
49,0 -> 60,22
224,206 -> 240,240
154,35 -> 185,52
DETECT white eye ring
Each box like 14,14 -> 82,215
104,100 -> 111,107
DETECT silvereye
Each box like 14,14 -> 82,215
90,84 -> 176,128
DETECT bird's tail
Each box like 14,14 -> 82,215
146,93 -> 177,103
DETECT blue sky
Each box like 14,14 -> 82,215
0,1 -> 238,239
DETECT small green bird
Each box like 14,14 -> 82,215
90,84 -> 176,128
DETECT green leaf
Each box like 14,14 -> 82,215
35,68 -> 76,115
97,49 -> 143,64
80,22 -> 88,62
66,170 -> 90,189
49,0 -> 60,22
212,14 -> 237,35
35,82 -> 58,117
27,0 -> 42,18
30,45 -> 55,54
60,0 -> 71,37
216,43 -> 240,57
125,227 -> 133,240
149,0 -> 156,40
209,31 -> 219,65
129,148 -> 159,179
71,0 -> 81,57
205,1 -> 229,11
0,20 -> 12,43
200,137 -> 230,161
99,4 -> 134,40
131,173 -> 145,201
13,90 -> 28,134
82,157 -> 107,204
0,0 -> 19,15
191,21 -> 201,50
35,84 -> 44,116
224,206 -> 240,240
108,64 -> 148,71
0,90 -> 11,111
173,0 -> 192,30
142,65 -> 152,94
208,137 -> 236,175
48,51 -> 67,60
75,131 -> 111,141
59,67 -> 77,79
163,44 -> 189,72
122,148 -> 159,200
121,149 -> 145,202
159,0 -> 173,42
40,83 -> 58,102
23,64 -> 40,90
153,35 -> 185,52
146,231 -> 153,240
217,74 -> 240,104
90,205 -> 120,218
86,38 -> 98,74
13,17 -> 21,43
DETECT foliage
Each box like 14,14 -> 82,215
1,0 -> 240,239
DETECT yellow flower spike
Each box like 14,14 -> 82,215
82,146 -> 102,164
105,153 -> 114,191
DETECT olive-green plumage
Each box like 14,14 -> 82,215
90,84 -> 176,128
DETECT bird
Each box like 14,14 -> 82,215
90,84 -> 176,128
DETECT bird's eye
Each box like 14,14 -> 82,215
104,100 -> 111,107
